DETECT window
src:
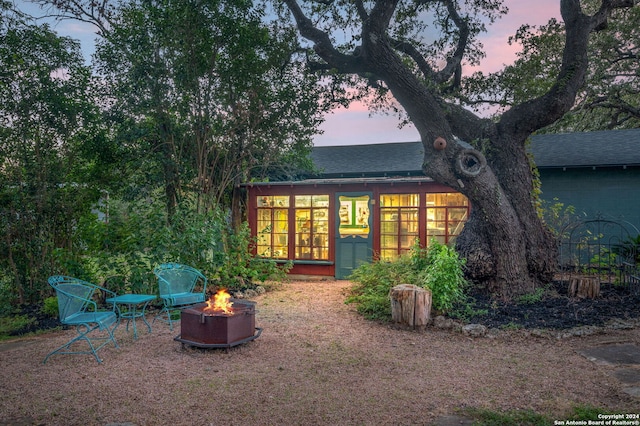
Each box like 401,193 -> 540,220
256,196 -> 289,259
338,195 -> 370,237
426,193 -> 469,246
379,194 -> 419,261
294,195 -> 329,260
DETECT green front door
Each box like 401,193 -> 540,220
335,192 -> 373,279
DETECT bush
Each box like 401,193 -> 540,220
42,297 -> 59,318
416,242 -> 468,313
77,195 -> 285,293
3,184 -> 289,307
346,260 -> 405,320
214,222 -> 292,290
346,240 -> 468,320
0,315 -> 35,338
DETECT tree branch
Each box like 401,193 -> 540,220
499,0 -> 636,139
282,0 -> 363,73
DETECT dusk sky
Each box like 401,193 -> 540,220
315,1 -> 562,146
17,0 -> 562,146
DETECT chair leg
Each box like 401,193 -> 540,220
153,305 -> 175,331
43,323 -> 119,364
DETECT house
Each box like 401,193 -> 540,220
531,129 -> 640,231
243,129 -> 640,278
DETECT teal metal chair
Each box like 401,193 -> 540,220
43,276 -> 119,364
153,263 -> 208,330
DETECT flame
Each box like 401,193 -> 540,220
204,289 -> 234,314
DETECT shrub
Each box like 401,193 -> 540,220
0,315 -> 35,339
346,260 -> 404,320
42,297 -> 59,318
417,242 -> 468,313
78,195 -> 285,293
214,222 -> 291,291
346,240 -> 468,320
612,234 -> 640,264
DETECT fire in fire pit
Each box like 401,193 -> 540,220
175,289 -> 261,349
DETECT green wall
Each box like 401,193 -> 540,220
539,166 -> 640,232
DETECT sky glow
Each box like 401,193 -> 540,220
315,1 -> 562,146
15,0 -> 562,147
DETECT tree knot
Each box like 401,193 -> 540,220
455,149 -> 486,178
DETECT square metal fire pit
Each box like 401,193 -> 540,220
174,299 -> 261,349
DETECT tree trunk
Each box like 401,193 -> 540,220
230,183 -> 246,230
568,277 -> 600,299
389,284 -> 432,329
454,140 -> 558,299
372,44 -> 558,300
157,115 -> 178,222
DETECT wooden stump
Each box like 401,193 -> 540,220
568,277 -> 600,298
389,284 -> 432,329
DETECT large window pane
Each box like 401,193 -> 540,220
426,193 -> 469,246
338,195 -> 370,237
379,194 -> 419,261
295,195 -> 329,260
256,196 -> 289,259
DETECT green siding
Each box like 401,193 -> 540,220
539,167 -> 640,231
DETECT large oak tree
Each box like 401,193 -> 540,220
281,0 -> 637,298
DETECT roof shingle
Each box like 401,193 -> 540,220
310,129 -> 640,176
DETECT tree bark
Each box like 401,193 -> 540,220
390,284 -> 432,329
568,277 -> 600,299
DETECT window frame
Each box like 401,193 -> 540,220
294,195 -> 330,261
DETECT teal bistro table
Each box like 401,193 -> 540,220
106,294 -> 157,340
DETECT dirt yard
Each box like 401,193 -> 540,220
1,279 -> 639,426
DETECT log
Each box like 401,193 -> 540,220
568,277 -> 600,299
389,284 -> 432,329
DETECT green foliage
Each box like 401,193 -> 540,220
346,241 -> 468,320
463,3 -> 640,130
567,405 -> 616,421
462,405 -> 617,425
42,297 -> 59,318
516,287 -> 545,305
345,260 -> 404,320
0,273 -> 16,316
587,250 -> 618,274
540,198 -> 578,237
0,0 -> 323,309
93,0 -> 324,216
612,234 -> 640,265
416,242 -> 468,313
500,322 -> 523,331
0,315 -> 35,339
215,222 -> 292,290
462,407 -> 551,425
0,5 -> 105,305
447,296 -> 488,321
78,194 -> 284,292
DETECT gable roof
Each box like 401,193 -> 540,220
529,128 -> 640,168
310,128 -> 640,177
310,141 -> 425,177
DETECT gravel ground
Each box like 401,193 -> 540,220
1,279 -> 639,426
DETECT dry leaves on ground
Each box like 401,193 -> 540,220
1,280 -> 638,426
